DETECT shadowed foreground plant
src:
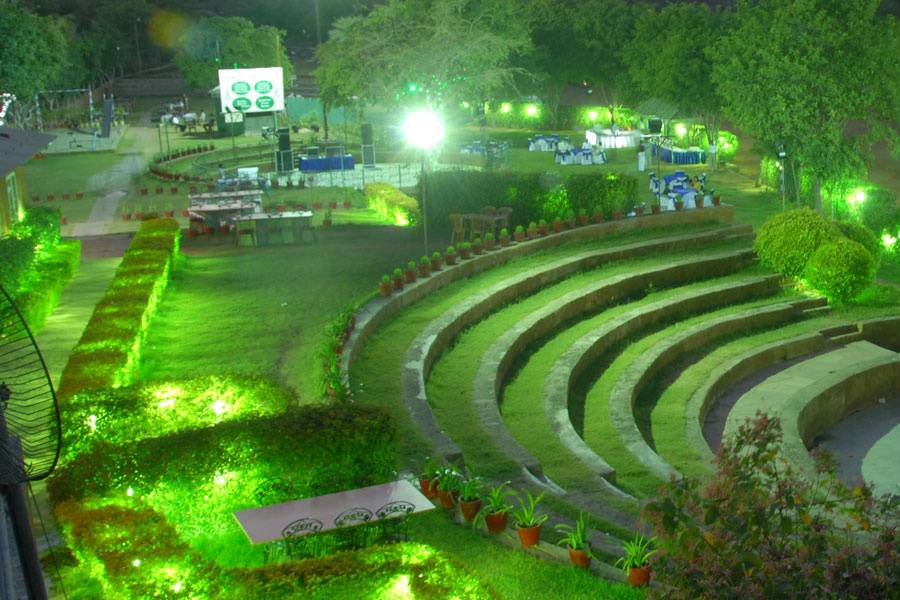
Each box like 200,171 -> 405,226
642,412 -> 899,599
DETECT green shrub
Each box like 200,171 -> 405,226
364,183 -> 419,225
804,237 -> 875,303
0,235 -> 36,291
836,221 -> 880,262
419,171 -> 545,229
565,173 -> 638,220
13,205 -> 61,250
754,209 -> 837,277
14,239 -> 80,331
541,184 -> 571,222
858,187 -> 898,238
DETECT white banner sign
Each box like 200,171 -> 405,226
218,67 -> 285,114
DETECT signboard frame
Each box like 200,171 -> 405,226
218,67 -> 285,114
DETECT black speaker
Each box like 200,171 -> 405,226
277,128 -> 291,151
275,149 -> 293,173
361,123 -> 374,145
648,118 -> 662,134
362,145 -> 375,167
101,98 -> 114,138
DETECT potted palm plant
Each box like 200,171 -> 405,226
379,275 -> 392,297
484,232 -> 495,251
526,222 -> 538,240
615,534 -> 656,588
635,204 -> 645,217
538,219 -> 549,236
435,469 -> 461,509
431,251 -> 443,271
551,216 -> 563,234
513,225 -> 525,243
555,513 -> 592,568
649,196 -> 661,215
565,209 -> 576,229
392,267 -> 404,291
577,208 -> 589,226
674,195 -> 684,211
457,475 -> 483,522
418,255 -> 431,278
472,237 -> 484,255
404,260 -> 417,284
695,193 -> 705,209
513,491 -> 548,548
477,482 -> 514,534
418,457 -> 441,499
592,207 -> 605,224
499,228 -> 510,246
444,246 -> 457,265
459,241 -> 472,259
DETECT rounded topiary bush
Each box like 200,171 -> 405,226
804,237 -> 875,303
754,208 -> 837,277
835,221 -> 880,262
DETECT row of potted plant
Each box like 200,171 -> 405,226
316,305 -> 356,401
417,459 -> 656,586
150,145 -> 216,181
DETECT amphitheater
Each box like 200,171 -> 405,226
343,206 -> 899,576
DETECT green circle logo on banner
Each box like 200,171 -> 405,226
231,81 -> 251,95
255,96 -> 275,110
232,97 -> 252,111
254,80 -> 273,93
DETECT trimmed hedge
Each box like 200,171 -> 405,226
754,208 -> 837,278
804,238 -> 875,303
364,183 -> 420,225
57,219 -> 179,400
0,235 -> 36,292
15,240 -> 81,331
566,172 -> 639,219
836,221 -> 880,263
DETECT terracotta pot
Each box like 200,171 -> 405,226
651,205 -> 661,215
277,204 -> 287,213
713,196 -> 721,206
577,214 -> 589,226
460,247 -> 471,259
419,478 -> 438,498
499,235 -> 510,247
445,253 -> 456,266
122,213 -> 132,221
675,201 -> 684,212
135,212 -> 143,220
568,548 -> 591,568
539,224 -> 548,236
458,498 -> 482,522
164,210 -> 175,217
436,489 -> 456,509
485,512 -> 508,534
404,270 -> 416,284
392,276 -> 404,291
628,566 -> 651,587
323,219 -> 332,228
418,264 -> 430,278
612,211 -> 623,220
592,214 -> 604,224
343,200 -> 351,209
472,244 -> 483,255
204,226 -> 215,235
517,525 -> 542,548
635,206 -> 645,217
514,231 -> 525,242
431,258 -> 442,271
188,229 -> 198,238
565,219 -> 576,229
485,239 -> 495,251
313,202 -> 323,210
552,221 -> 562,233
526,229 -> 536,240
695,195 -> 704,209
328,201 -> 338,209
379,282 -> 392,297
60,216 -> 67,225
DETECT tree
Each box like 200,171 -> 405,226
174,16 -> 294,91
712,0 -> 900,210
623,3 -> 732,165
314,0 -> 534,111
0,5 -> 73,99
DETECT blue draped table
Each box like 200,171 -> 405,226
299,155 -> 355,173
650,143 -> 706,165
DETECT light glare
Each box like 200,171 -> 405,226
403,110 -> 445,150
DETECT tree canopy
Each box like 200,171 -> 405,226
0,6 -> 79,99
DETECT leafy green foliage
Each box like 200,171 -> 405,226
555,513 -> 592,551
754,208 -> 837,277
643,413 -> 899,599
364,183 -> 419,225
565,173 -> 638,219
614,534 -> 655,572
512,490 -> 548,528
0,236 -> 36,293
13,205 -> 61,250
858,187 -> 899,239
13,240 -> 80,331
836,221 -> 881,262
0,5 -> 80,98
804,237 -> 875,303
420,170 -> 546,229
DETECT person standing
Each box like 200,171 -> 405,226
637,142 -> 647,172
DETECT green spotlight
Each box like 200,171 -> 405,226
461,101 -> 470,108
408,83 -> 417,93
675,123 -> 687,137
850,189 -> 865,205
882,232 -> 897,250
588,110 -> 598,121
500,102 -> 511,114
526,104 -> 538,117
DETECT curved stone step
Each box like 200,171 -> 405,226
398,230 -> 749,465
543,276 -> 782,482
610,299 -> 811,481
468,249 -> 758,480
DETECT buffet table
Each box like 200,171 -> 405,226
298,155 -> 355,173
650,143 -> 707,165
235,211 -> 314,246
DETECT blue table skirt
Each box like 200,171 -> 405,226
650,144 -> 706,165
299,155 -> 355,172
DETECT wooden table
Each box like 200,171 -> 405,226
234,211 -> 314,246
465,213 -> 506,240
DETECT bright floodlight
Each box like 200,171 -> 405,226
675,123 -> 687,137
588,110 -> 598,121
403,110 -> 445,149
851,189 -> 865,204
526,104 -> 538,116
500,102 -> 512,114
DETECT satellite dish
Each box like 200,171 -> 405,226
0,285 -> 61,484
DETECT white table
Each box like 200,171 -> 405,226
234,480 -> 433,544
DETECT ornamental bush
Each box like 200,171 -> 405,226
419,170 -> 545,229
754,208 -> 837,277
643,413 -> 899,599
804,237 -> 875,303
836,221 -> 880,262
364,183 -> 419,225
566,173 -> 638,219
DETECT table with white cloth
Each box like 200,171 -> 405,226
235,211 -> 314,246
585,128 -> 643,149
188,199 -> 262,229
556,148 -> 605,165
528,135 -> 560,152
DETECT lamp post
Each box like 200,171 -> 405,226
403,110 -> 445,253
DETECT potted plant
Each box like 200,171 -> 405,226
551,216 -> 563,234
435,469 -> 461,509
484,232 -> 495,251
499,228 -> 510,246
444,246 -> 457,266
379,275 -> 392,297
615,534 -> 656,588
343,199 -> 351,209
472,237 -> 483,255
555,513 -> 592,568
431,251 -> 443,271
477,482 -> 515,534
513,490 -> 548,548
649,196 -> 661,215
577,208 -> 589,226
392,267 -> 404,291
459,241 -> 472,259
526,222 -> 538,240
635,204 -> 645,217
712,192 -> 721,206
538,219 -> 549,236
418,457 -> 441,498
565,209 -> 576,229
674,197 -> 685,211
323,209 -> 333,227
419,255 -> 431,278
457,475 -> 483,522
592,208 -> 604,224
404,260 -> 417,284
513,225 -> 525,243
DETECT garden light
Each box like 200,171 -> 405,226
675,123 -> 687,137
461,101 -> 470,108
525,104 -> 538,116
402,109 -> 445,150
589,110 -> 598,121
86,414 -> 97,432
127,487 -> 134,497
172,582 -> 183,593
500,102 -> 511,114
850,189 -> 865,205
211,400 -> 229,415
132,559 -> 141,568
883,232 -> 897,250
